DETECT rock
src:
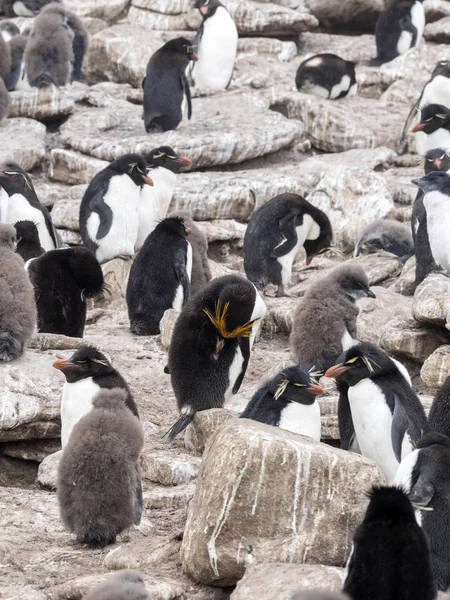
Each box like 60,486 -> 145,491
50,149 -> 107,185
101,258 -> 133,301
357,286 -> 413,345
421,345 -> 450,389
144,483 -> 195,509
0,439 -> 60,462
0,588 -> 46,600
184,408 -> 237,455
424,16 -> 450,42
33,181 -> 72,208
0,455 -> 38,487
424,0 -> 450,21
132,0 -> 190,14
51,199 -> 82,231
57,229 -> 83,245
8,85 -> 88,120
141,451 -> 201,485
83,17 -> 109,35
64,0 -> 131,22
305,0 -> 383,27
389,255 -> 416,294
0,118 -> 46,171
200,220 -> 247,243
28,333 -> 88,351
237,37 -> 298,62
0,353 -> 62,442
230,563 -> 344,600
319,396 -> 339,442
159,309 -> 180,349
180,418 -> 386,586
298,32 -> 376,64
37,449 -> 62,490
380,318 -> 450,363
351,254 -> 403,286
127,5 -> 190,29
413,273 -> 450,330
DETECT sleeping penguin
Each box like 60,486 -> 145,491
243,193 -> 333,297
354,219 -> 413,262
325,342 -> 427,483
143,38 -> 197,133
375,0 -> 425,64
2,0 -> 61,16
14,220 -> 44,261
240,365 -> 324,441
295,54 -> 357,100
0,161 -> 58,251
166,275 -> 266,442
79,154 -> 153,264
190,0 -> 238,93
411,103 -> 450,157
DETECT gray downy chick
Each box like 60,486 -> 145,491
0,223 -> 36,360
0,77 -> 10,122
354,219 -> 413,262
83,570 -> 150,600
0,21 -> 20,43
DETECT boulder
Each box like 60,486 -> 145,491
50,149 -> 107,185
0,439 -> 60,462
389,256 -> 416,295
8,86 -> 86,120
413,273 -> 450,330
351,254 -> 403,286
144,483 -> 195,510
127,5 -> 190,29
141,451 -> 201,486
100,258 -> 133,301
159,309 -> 180,349
180,419 -> 386,586
298,32 -> 375,64
184,408 -> 237,455
380,318 -> 450,363
237,37 -> 298,62
64,0 -> 131,22
37,449 -> 62,490
357,286 -> 413,345
424,16 -> 450,42
0,118 -> 46,171
305,0 -> 383,27
421,345 -> 450,389
424,0 -> 450,21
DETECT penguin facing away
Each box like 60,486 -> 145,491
0,161 -> 58,251
166,275 -> 266,442
375,0 -> 425,65
240,365 -> 324,441
343,485 -> 436,600
2,0 -> 61,17
244,193 -> 333,297
57,388 -> 144,549
14,220 -> 44,261
290,263 -> 375,372
143,37 -> 197,133
26,246 -> 105,338
354,219 -> 413,262
83,570 -> 150,600
412,103 -> 450,157
79,154 -> 154,264
325,343 -> 426,483
190,0 -> 238,92
295,53 -> 357,100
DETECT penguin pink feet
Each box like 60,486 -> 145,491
277,285 -> 295,298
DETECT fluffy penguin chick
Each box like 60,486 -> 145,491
290,264 -> 375,371
57,388 -> 144,549
0,27 -> 11,82
166,275 -> 266,442
240,365 -> 324,441
2,0 -> 61,17
0,77 -> 10,123
354,219 -> 413,261
14,220 -> 44,261
295,53 -> 357,99
343,486 -> 436,600
375,0 -> 425,64
26,247 -> 105,338
0,223 -> 36,361
325,343 -> 426,483
83,570 -> 150,600
0,21 -> 20,43
244,193 -> 333,297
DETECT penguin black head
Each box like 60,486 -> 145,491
431,59 -> 450,80
412,170 -> 450,195
0,223 -> 16,250
145,146 -> 192,173
161,37 -> 198,61
330,264 -> 375,302
324,342 -> 397,386
303,213 -> 333,266
412,104 -> 450,135
364,485 -> 417,523
14,220 -> 45,261
0,161 -> 33,195
108,154 -> 154,188
424,148 -> 450,174
154,216 -> 192,239
194,0 -> 223,17
0,21 -> 20,42
268,365 -> 324,405
52,346 -> 114,384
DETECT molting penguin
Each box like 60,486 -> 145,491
342,485 -> 436,600
79,154 -> 153,264
412,103 -> 450,157
0,77 -> 10,123
127,217 -> 192,335
14,220 -> 44,261
166,275 -> 266,442
295,54 -> 357,100
136,146 -> 192,250
325,342 -> 426,483
375,0 -> 425,65
0,223 -> 36,361
240,365 -> 324,441
2,0 -> 61,17
83,571 -> 150,600
354,219 -> 413,262
243,193 -> 333,297
0,161 -> 58,251
290,264 -> 375,371
190,0 -> 238,92
57,388 -> 144,549
26,246 -> 105,338
143,38 -> 197,133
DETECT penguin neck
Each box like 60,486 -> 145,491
149,167 -> 177,200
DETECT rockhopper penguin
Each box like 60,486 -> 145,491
295,53 -> 357,99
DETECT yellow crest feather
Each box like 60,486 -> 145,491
203,300 -> 256,339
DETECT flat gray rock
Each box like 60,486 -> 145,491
0,118 -> 46,171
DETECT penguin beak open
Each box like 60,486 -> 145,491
411,122 -> 425,133
325,363 -> 349,378
142,174 -> 154,186
177,156 -> 192,167
52,359 -> 73,371
306,384 -> 325,395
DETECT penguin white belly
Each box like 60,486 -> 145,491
224,345 -> 244,401
277,224 -> 308,286
349,379 -> 399,483
14,65 -> 32,91
424,191 -> 450,270
136,168 -> 176,249
397,30 -> 413,56
415,128 -> 450,157
278,400 -> 321,441
301,84 -> 330,99
172,242 -> 192,311
411,1 -> 425,47
330,74 -> 351,99
421,75 -> 450,112
393,448 -> 422,525
348,83 -> 358,97
341,329 -> 357,352
193,8 -> 238,90
88,174 -> 140,263
248,286 -> 267,349
60,378 -> 100,447
2,193 -> 55,251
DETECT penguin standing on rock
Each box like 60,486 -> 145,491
343,486 -> 436,600
84,571 -> 150,600
295,54 -> 357,99
127,217 -> 192,336
79,154 -> 154,264
14,220 -> 44,261
57,388 -> 144,549
190,0 -> 238,93
244,193 -> 333,297
325,343 -> 426,483
166,275 -> 266,442
354,219 -> 413,262
375,0 -> 425,64
240,365 -> 324,441
26,247 -> 105,338
143,38 -> 197,133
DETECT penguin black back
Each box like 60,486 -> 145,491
343,485 -> 436,600
14,220 -> 45,261
295,53 -> 357,100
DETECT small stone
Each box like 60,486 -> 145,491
37,450 -> 62,490
141,451 -> 201,486
421,345 -> 450,389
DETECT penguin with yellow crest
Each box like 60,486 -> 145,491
166,275 -> 266,442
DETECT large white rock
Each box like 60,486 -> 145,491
380,318 -> 449,363
0,118 -> 46,171
413,273 -> 450,330
64,0 -> 131,22
305,0 -> 383,27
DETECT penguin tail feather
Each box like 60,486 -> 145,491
163,414 -> 193,444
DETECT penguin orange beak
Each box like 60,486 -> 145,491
177,156 -> 192,167
192,54 -> 199,61
434,158 -> 442,169
306,384 -> 325,395
305,255 -> 316,266
199,6 -> 208,15
325,363 -> 349,378
185,226 -> 192,235
52,359 -> 73,371
411,122 -> 425,133
142,174 -> 154,186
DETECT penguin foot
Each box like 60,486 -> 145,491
277,285 -> 294,298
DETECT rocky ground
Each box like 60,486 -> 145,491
2,0 -> 450,598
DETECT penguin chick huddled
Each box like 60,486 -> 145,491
295,53 -> 357,100
83,570 -> 150,600
127,217 -> 192,336
2,0 -> 61,17
166,275 -> 266,442
290,264 -> 375,371
343,486 -> 436,600
325,342 -> 426,483
354,219 -> 413,262
26,247 -> 105,338
244,193 -> 333,297
240,365 -> 324,441
143,37 -> 197,133
0,223 -> 36,361
375,0 -> 425,65
14,220 -> 44,261
57,388 -> 144,549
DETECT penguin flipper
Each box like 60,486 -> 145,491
164,414 -> 193,443
181,74 -> 192,120
175,261 -> 190,306
233,336 -> 251,394
338,384 -> 356,451
270,213 -> 299,258
134,464 -> 143,526
391,396 -> 411,462
88,187 -> 114,240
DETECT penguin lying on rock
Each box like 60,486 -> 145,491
375,0 -> 425,65
354,219 -> 413,262
84,570 -> 150,600
295,53 -> 357,99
